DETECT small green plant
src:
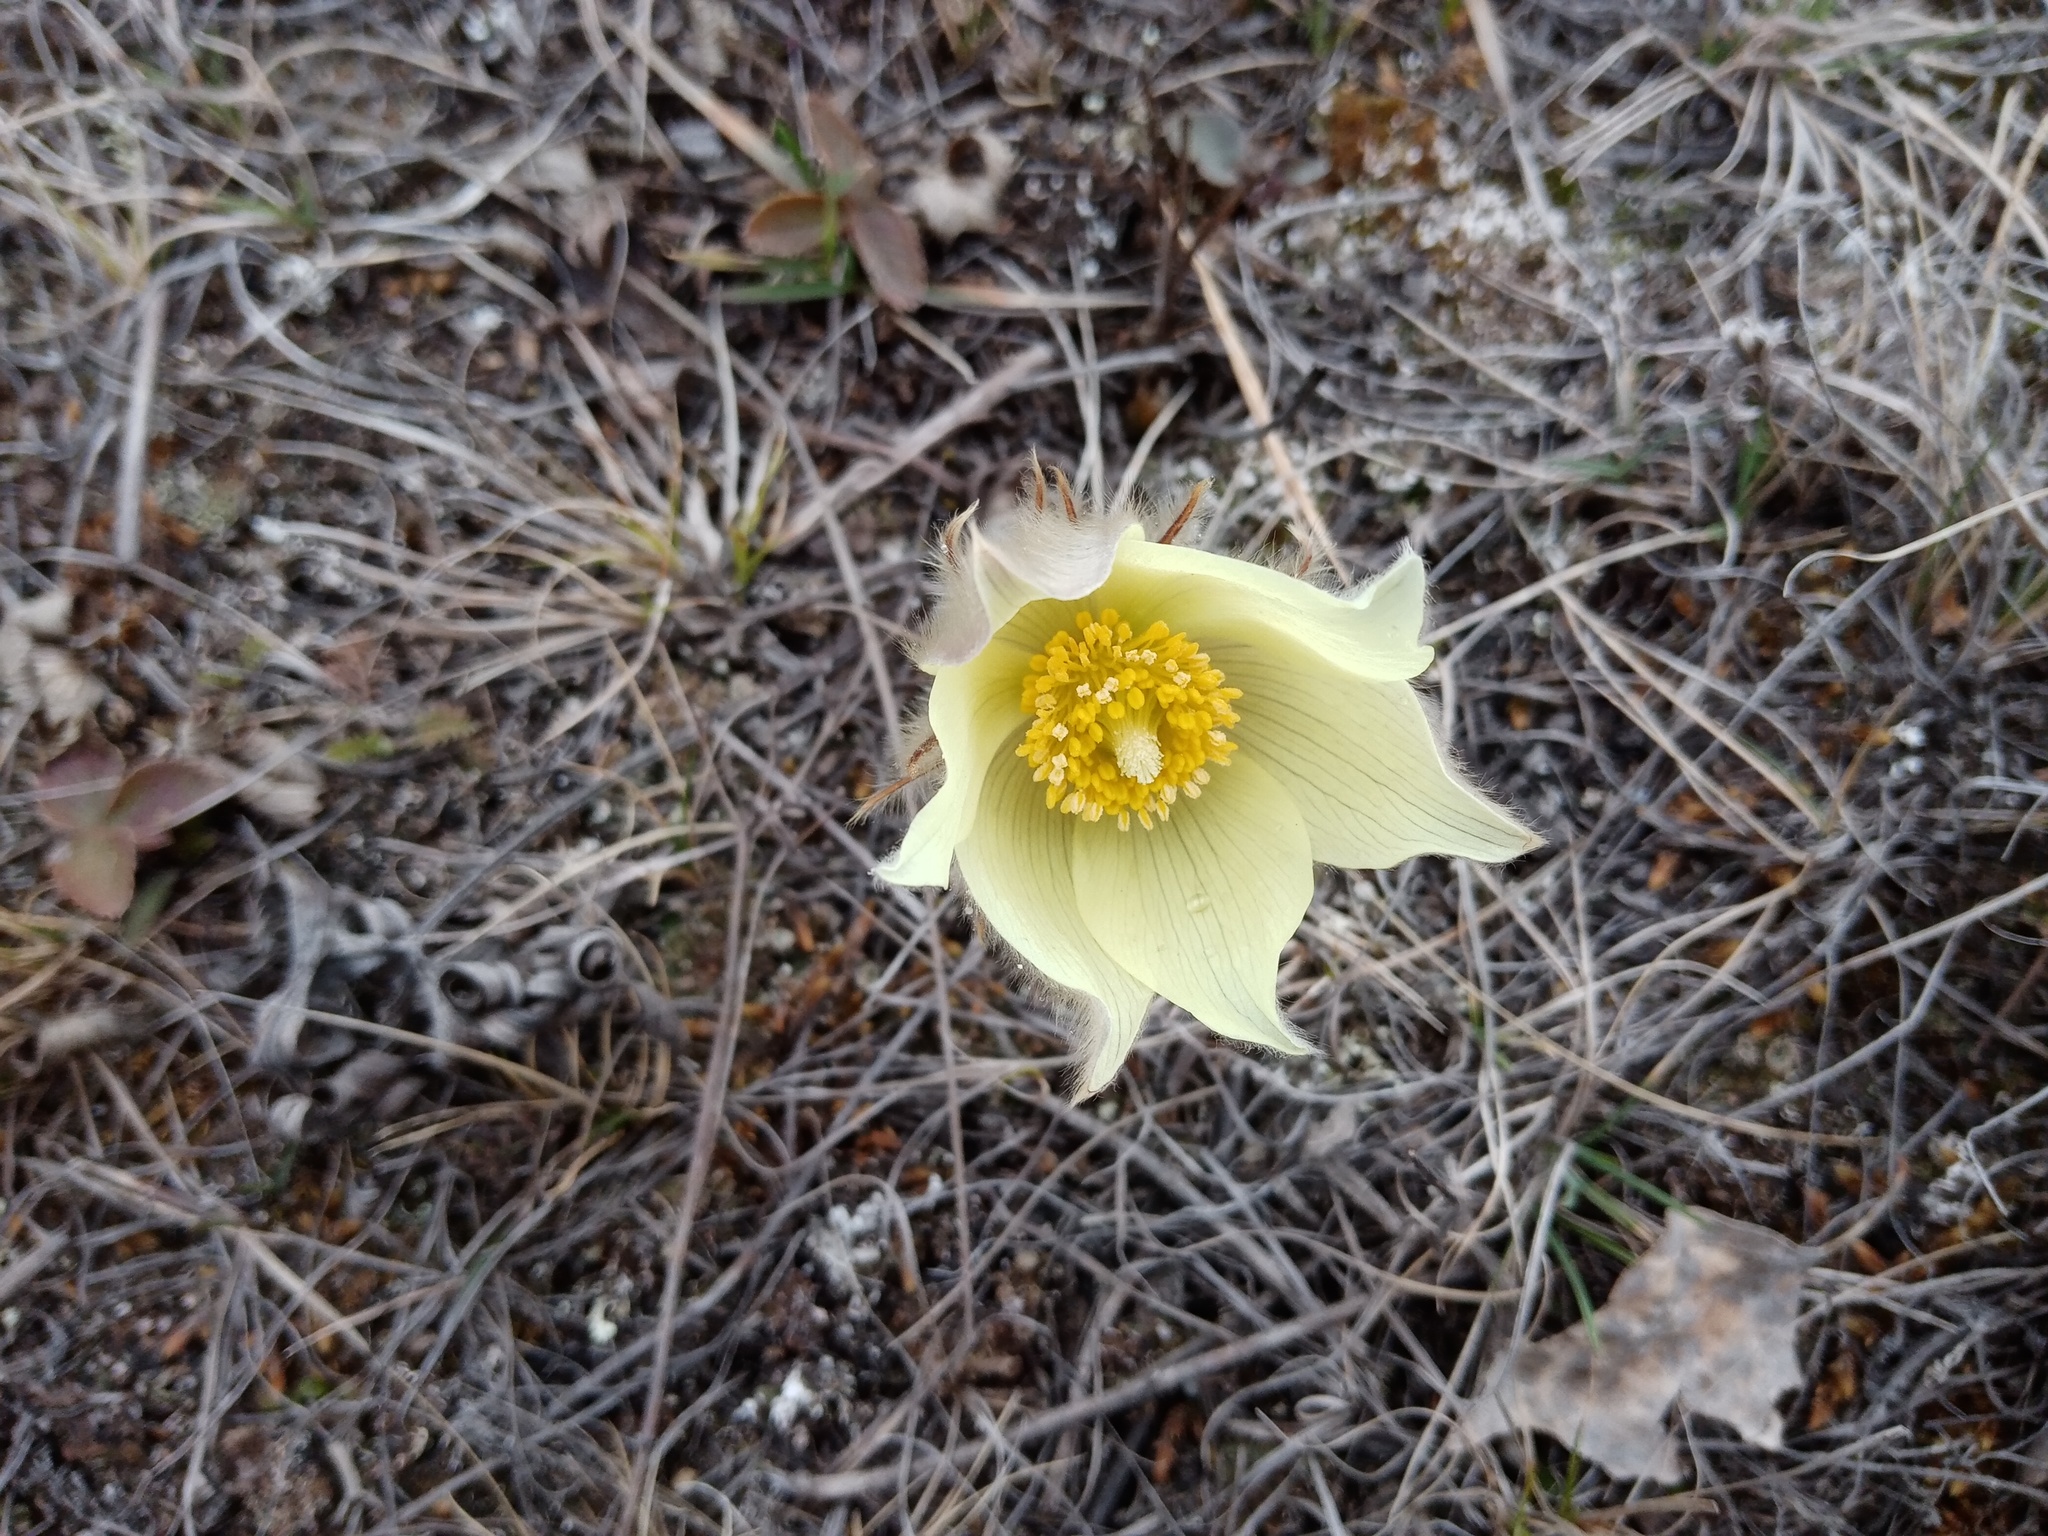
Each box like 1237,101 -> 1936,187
727,429 -> 788,588
1544,1137 -> 1686,1348
740,94 -> 927,311
212,175 -> 323,235
1734,414 -> 1779,519
1303,0 -> 1338,57
36,735 -> 222,919
1543,165 -> 1581,207
1546,1226 -> 1603,1345
1553,429 -> 1669,484
325,731 -> 395,764
407,704 -> 478,750
1509,1438 -> 1587,1532
1701,27 -> 1743,65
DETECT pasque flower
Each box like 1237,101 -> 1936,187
878,461 -> 1539,1097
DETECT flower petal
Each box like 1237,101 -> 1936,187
1114,539 -> 1435,681
956,746 -> 1153,1098
877,631 -> 1038,887
1073,753 -> 1313,1055
918,510 -> 1140,671
1217,631 -> 1540,868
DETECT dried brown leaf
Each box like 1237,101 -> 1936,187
1647,848 -> 1683,892
1805,1347 -> 1860,1431
1164,109 -> 1250,188
320,633 -> 379,700
513,141 -> 597,195
1468,1212 -> 1811,1482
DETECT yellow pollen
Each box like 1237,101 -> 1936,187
1017,607 -> 1241,831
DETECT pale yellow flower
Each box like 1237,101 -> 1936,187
879,465 -> 1539,1097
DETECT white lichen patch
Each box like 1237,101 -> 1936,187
733,1356 -> 856,1450
805,1189 -> 893,1308
767,1364 -> 816,1432
1273,85 -> 1588,370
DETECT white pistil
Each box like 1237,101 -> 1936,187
1108,716 -> 1164,785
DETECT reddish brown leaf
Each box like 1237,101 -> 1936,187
806,93 -> 874,188
1647,848 -> 1683,892
109,758 -> 223,846
36,736 -> 123,831
51,825 -> 139,919
843,199 -> 928,311
1805,1348 -> 1860,1431
1670,789 -> 1717,823
743,192 -> 829,258
320,632 -> 379,699
1929,580 -> 1972,636
1151,1400 -> 1205,1485
961,1348 -> 1022,1385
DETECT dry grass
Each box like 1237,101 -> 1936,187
2,1 -> 2046,1532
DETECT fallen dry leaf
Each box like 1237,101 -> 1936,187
1163,109 -> 1249,188
514,141 -> 596,196
1151,1399 -> 1204,1485
1669,789 -> 1718,823
1805,1346 -> 1859,1431
1928,578 -> 1972,637
512,140 -> 621,266
1647,848 -> 1683,892
1468,1211 -> 1811,1481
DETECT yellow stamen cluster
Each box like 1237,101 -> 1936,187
1017,608 -> 1240,831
